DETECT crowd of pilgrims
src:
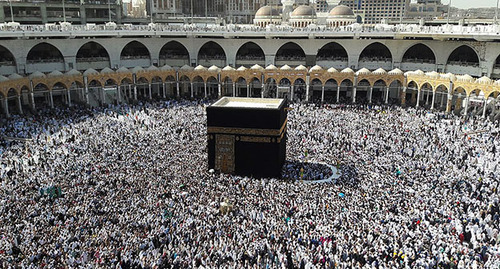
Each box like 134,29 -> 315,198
0,100 -> 499,268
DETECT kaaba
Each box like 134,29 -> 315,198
207,97 -> 288,178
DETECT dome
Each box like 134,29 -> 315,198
146,65 -> 159,71
100,67 -> 115,74
255,6 -> 279,17
159,65 -> 173,71
329,5 -> 354,16
476,76 -> 492,84
327,67 -> 339,73
48,70 -> 63,77
222,66 -> 235,71
132,66 -> 145,73
208,65 -> 220,72
291,5 -> 316,17
237,66 -> 247,71
8,73 -> 23,79
180,65 -> 194,71
66,69 -> 82,76
250,64 -> 264,71
373,68 -> 387,75
29,71 -> 46,78
413,70 -> 425,76
265,64 -> 278,70
0,75 -> 9,82
341,67 -> 354,74
356,68 -> 371,75
116,67 -> 131,73
280,65 -> 292,71
295,65 -> 307,71
425,71 -> 439,79
194,65 -> 207,71
389,68 -> 403,75
457,74 -> 474,83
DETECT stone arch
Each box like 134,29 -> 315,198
316,42 -> 348,69
236,77 -> 247,97
445,45 -> 480,76
0,45 -> 16,68
223,77 -> 234,97
197,41 -> 227,67
236,42 -> 265,67
372,79 -> 387,104
311,78 -> 323,102
275,42 -> 305,66
401,43 -> 436,72
264,77 -> 277,98
358,42 -> 392,70
206,76 -> 219,99
249,77 -> 262,98
159,41 -> 190,67
26,42 -> 65,73
120,41 -> 151,68
76,41 -> 111,71
339,79 -> 353,103
356,79 -> 371,103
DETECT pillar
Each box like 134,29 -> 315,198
321,85 -> 325,103
204,82 -> 208,99
247,84 -> 250,98
440,92 -> 445,108
176,72 -> 180,98
218,82 -> 222,98
261,83 -> 265,98
337,85 -> 340,103
416,88 -> 421,108
455,95 -> 463,112
133,85 -> 137,101
368,86 -> 373,104
446,92 -> 453,113
49,90 -> 54,109
232,83 -> 236,97
482,98 -> 488,118
385,86 -> 389,104
305,76 -> 310,102
116,85 -> 121,104
401,87 -> 407,105
2,97 -> 9,118
352,84 -> 357,103
425,89 -> 430,105
67,88 -> 72,106
16,95 -> 23,114
463,96 -> 469,116
163,82 -> 167,98
431,90 -> 436,110
290,85 -> 294,101
148,83 -> 152,99
190,82 -> 194,98
84,77 -> 89,105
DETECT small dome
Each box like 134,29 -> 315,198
413,70 -> 425,76
404,71 -> 415,76
208,65 -> 220,72
29,71 -> 46,78
222,66 -> 235,71
255,6 -> 279,17
373,68 -> 387,75
457,74 -> 474,82
329,5 -> 354,16
237,66 -> 247,71
160,65 -> 173,71
476,76 -> 492,84
280,65 -> 292,71
66,69 -> 82,76
291,5 -> 316,17
341,67 -> 354,74
48,70 -> 63,77
180,65 -> 194,71
0,75 -> 9,82
356,68 -> 371,75
250,64 -> 264,71
425,71 -> 439,79
445,73 -> 456,81
265,64 -> 278,70
101,67 -> 115,74
494,80 -> 500,86
327,67 -> 339,73
8,73 -> 23,79
388,68 -> 403,75
295,65 -> 307,71
146,65 -> 159,71
132,66 -> 145,73
309,65 -> 323,72
194,65 -> 207,71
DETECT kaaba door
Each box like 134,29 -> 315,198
215,134 -> 235,173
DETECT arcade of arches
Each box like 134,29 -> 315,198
1,65 -> 500,121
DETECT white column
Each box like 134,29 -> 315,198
385,86 -> 389,104
416,89 -> 421,108
67,88 -> 72,106
148,83 -> 152,99
305,77 -> 310,102
261,83 -> 265,98
49,90 -> 54,108
290,85 -> 294,101
425,90 -> 430,105
190,82 -> 194,98
337,85 -> 340,103
368,86 -> 373,104
116,85 -> 121,104
247,84 -> 250,97
2,98 -> 9,118
232,83 -> 236,97
431,90 -> 436,110
440,92 -> 445,108
204,82 -> 208,99
133,85 -> 138,100
17,96 -> 23,114
482,98 -> 488,118
218,82 -> 222,98
463,96 -> 469,116
84,78 -> 89,105
163,82 -> 167,98
352,85 -> 357,103
321,85 -> 325,103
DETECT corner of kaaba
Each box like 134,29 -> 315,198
207,97 -> 288,178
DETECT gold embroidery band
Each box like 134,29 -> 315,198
208,119 -> 287,137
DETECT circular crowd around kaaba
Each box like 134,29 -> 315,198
0,100 -> 499,268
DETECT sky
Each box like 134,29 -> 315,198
412,0 -> 499,9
